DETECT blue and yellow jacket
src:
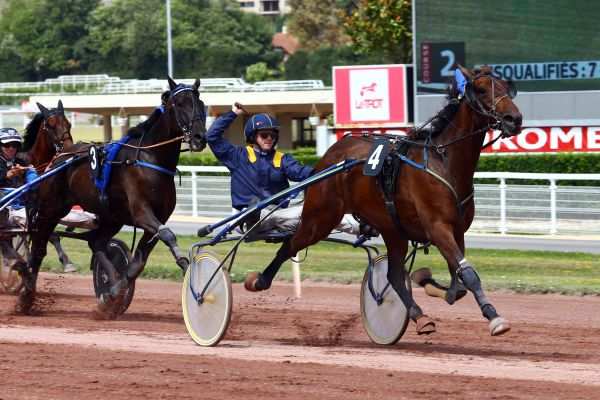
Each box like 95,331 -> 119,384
206,111 -> 314,210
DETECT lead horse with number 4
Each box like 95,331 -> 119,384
244,65 -> 523,339
18,78 -> 207,316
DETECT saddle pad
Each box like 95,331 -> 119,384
94,135 -> 131,196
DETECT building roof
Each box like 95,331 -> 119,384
272,32 -> 300,55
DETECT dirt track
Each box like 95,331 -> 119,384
1,273 -> 600,399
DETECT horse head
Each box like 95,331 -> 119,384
165,77 -> 207,152
35,100 -> 74,153
458,65 -> 523,137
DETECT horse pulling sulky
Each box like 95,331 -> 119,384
11,78 -> 208,317
181,65 -> 523,346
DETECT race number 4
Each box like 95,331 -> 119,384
363,139 -> 391,176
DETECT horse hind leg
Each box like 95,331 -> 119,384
383,235 -> 436,335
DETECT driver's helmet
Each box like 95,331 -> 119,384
243,113 -> 279,143
0,127 -> 23,146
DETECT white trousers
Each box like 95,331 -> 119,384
244,200 -> 360,235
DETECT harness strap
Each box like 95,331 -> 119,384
378,155 -> 407,236
133,160 -> 176,176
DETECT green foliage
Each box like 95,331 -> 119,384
287,0 -> 349,50
0,0 -> 281,81
0,0 -> 99,81
344,0 -> 412,63
285,46 -> 381,85
245,62 -> 275,83
478,153 -> 600,185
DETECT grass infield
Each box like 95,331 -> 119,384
39,232 -> 600,296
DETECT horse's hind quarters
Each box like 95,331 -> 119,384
489,317 -> 511,336
415,315 -> 436,335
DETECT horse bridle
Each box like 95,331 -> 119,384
168,86 -> 206,143
464,73 -> 517,138
42,111 -> 72,153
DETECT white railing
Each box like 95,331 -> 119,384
0,75 -> 326,96
173,167 -> 600,235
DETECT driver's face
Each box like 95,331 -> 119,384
1,142 -> 19,160
255,129 -> 277,152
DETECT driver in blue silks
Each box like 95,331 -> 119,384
0,127 -> 38,272
206,103 -> 361,235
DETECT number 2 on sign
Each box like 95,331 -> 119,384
368,144 -> 383,170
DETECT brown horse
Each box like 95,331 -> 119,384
245,65 -> 523,337
21,101 -> 78,271
18,78 -> 207,316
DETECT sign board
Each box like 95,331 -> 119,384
483,126 -> 600,153
333,64 -> 413,128
420,42 -> 465,85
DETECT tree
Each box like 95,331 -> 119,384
285,46 -> 381,85
82,0 -> 280,79
343,0 -> 412,63
287,0 -> 349,50
0,0 -> 99,81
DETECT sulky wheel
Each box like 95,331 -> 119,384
92,238 -> 135,315
360,255 -> 409,345
182,250 -> 232,347
0,234 -> 28,295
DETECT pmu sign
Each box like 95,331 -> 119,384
333,64 -> 413,128
483,126 -> 600,153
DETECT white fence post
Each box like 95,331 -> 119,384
549,179 -> 557,234
499,178 -> 507,235
292,253 -> 302,298
191,171 -> 198,217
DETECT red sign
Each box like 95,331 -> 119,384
483,126 -> 600,153
333,65 -> 411,128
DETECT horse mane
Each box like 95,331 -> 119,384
127,107 -> 165,138
408,70 -> 470,140
22,113 -> 45,152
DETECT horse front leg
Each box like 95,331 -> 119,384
125,231 -> 158,281
88,224 -> 126,300
432,224 -> 510,336
131,206 -> 188,271
382,233 -> 436,335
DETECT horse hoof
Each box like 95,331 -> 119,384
177,256 -> 190,271
244,272 -> 261,292
410,268 -> 432,286
63,263 -> 77,273
415,315 -> 436,335
489,317 -> 511,336
109,279 -> 129,297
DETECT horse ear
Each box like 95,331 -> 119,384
167,76 -> 177,90
193,78 -> 200,91
57,100 -> 64,114
457,64 -> 473,81
37,102 -> 50,118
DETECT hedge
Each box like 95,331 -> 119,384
180,148 -> 600,185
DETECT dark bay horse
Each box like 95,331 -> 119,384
245,66 -> 523,337
21,101 -> 78,271
18,78 -> 207,316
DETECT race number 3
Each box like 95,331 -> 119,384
89,145 -> 101,178
363,139 -> 391,176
